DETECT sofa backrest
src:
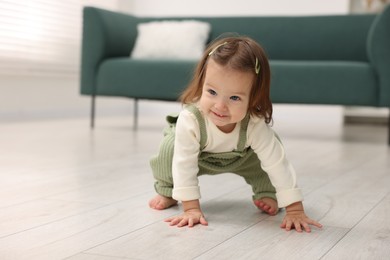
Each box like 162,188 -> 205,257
134,14 -> 376,62
135,14 -> 376,62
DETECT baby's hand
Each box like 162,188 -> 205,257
281,202 -> 322,233
165,209 -> 208,227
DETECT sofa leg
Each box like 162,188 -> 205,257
91,95 -> 96,129
388,108 -> 390,146
133,98 -> 139,131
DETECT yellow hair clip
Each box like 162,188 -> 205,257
255,57 -> 260,75
208,42 -> 228,56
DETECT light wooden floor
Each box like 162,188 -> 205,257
0,111 -> 389,260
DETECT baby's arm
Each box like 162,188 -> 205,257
167,110 -> 207,227
165,199 -> 208,227
281,201 -> 322,232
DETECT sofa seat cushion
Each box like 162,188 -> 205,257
96,58 -> 378,106
270,60 -> 377,106
96,58 -> 196,101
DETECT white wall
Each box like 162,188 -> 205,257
0,75 -> 138,122
0,1 -> 129,123
122,0 -> 350,16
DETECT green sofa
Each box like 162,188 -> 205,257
80,6 -> 390,144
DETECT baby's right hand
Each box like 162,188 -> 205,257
165,209 -> 208,227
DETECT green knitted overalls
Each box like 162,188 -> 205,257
150,105 -> 276,202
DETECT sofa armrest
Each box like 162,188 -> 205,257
367,5 -> 390,107
80,7 -> 139,95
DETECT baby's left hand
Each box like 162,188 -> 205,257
281,202 -> 322,233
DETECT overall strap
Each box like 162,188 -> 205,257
185,105 -> 207,150
235,114 -> 250,152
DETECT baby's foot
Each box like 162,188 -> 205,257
254,197 -> 279,216
149,194 -> 177,210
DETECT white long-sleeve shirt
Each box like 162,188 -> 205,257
172,108 -> 303,208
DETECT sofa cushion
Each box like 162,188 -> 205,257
270,60 -> 377,106
130,20 -> 210,60
96,58 -> 196,100
96,59 -> 377,106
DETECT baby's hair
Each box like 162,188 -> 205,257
180,34 -> 273,124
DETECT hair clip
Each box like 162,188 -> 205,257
255,57 -> 260,75
209,41 -> 260,75
208,42 -> 228,56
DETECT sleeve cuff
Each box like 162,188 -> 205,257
172,186 -> 201,201
276,188 -> 304,208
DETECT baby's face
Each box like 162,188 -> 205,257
199,59 -> 253,133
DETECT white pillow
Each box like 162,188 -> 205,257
130,20 -> 211,60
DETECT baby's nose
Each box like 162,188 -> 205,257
215,99 -> 228,110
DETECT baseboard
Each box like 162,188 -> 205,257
344,115 -> 389,125
343,107 -> 389,125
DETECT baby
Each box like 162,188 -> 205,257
149,35 -> 322,232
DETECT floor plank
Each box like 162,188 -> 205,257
322,193 -> 390,259
67,253 -> 130,260
83,188 -> 272,260
0,192 -> 178,260
0,175 -> 246,260
0,199 -> 99,238
195,222 -> 347,260
267,152 -> 390,229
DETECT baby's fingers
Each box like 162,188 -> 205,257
306,218 -> 323,229
164,216 -> 182,226
281,217 -> 322,233
179,215 -> 208,227
294,220 -> 303,232
310,219 -> 323,229
301,221 -> 311,233
164,216 -> 174,222
300,218 -> 323,233
164,214 -> 208,228
281,219 -> 293,231
200,216 -> 208,226
177,218 -> 190,227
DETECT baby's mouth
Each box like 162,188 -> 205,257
212,111 -> 227,118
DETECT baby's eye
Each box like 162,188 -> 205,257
208,89 -> 217,96
230,96 -> 241,101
